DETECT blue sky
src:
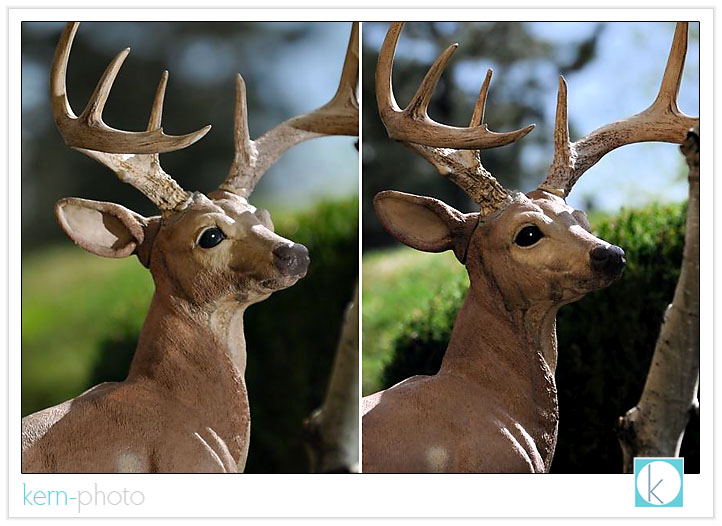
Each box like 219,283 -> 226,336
528,22 -> 699,212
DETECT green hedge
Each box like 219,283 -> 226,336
22,197 -> 358,474
242,198 -> 358,473
380,202 -> 699,473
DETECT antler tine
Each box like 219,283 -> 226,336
376,22 -> 535,150
78,69 -> 192,212
543,75 -> 573,195
316,19 -> 359,133
406,42 -> 459,119
220,73 -> 256,195
50,22 -> 80,121
51,22 -> 211,155
470,69 -> 493,127
540,22 -> 699,198
376,22 -> 534,216
147,70 -> 169,131
375,21 -> 404,114
80,46 -> 130,126
231,74 -> 254,169
52,22 -> 201,212
653,21 -> 688,113
219,22 -> 359,197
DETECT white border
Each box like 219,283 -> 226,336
8,6 -> 714,520
357,21 -> 365,476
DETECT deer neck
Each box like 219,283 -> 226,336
439,279 -> 560,463
127,291 -> 250,425
440,281 -> 560,378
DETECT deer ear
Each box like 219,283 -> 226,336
55,198 -> 150,260
374,191 -> 476,261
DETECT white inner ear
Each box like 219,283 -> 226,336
61,204 -> 134,250
383,199 -> 453,248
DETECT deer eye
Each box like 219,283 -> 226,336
198,227 -> 225,249
514,225 -> 544,247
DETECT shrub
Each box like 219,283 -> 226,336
243,198 -> 358,473
380,202 -> 699,473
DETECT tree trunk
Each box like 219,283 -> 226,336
303,283 -> 359,473
616,125 -> 700,473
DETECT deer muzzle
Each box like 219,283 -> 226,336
273,243 -> 310,277
589,244 -> 626,278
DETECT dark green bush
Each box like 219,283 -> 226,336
243,198 -> 358,473
90,198 -> 358,473
381,202 -> 699,473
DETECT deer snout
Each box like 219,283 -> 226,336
589,245 -> 626,277
273,243 -> 310,277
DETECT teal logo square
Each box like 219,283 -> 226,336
634,457 -> 683,507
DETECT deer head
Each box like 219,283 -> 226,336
374,22 -> 697,312
52,22 -> 359,308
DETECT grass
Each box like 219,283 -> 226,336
361,245 -> 466,395
22,245 -> 153,414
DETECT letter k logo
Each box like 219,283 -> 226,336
635,458 -> 684,507
647,463 -> 664,504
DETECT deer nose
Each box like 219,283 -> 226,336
589,244 -> 626,277
273,243 -> 310,277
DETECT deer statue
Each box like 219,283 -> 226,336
362,22 -> 698,473
22,22 -> 358,473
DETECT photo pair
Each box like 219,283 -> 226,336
13,13 -> 710,519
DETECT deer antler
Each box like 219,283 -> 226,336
540,22 -> 699,197
376,22 -> 535,216
219,22 -> 359,197
51,22 -> 211,212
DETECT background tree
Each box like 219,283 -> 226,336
617,126 -> 700,473
304,283 -> 359,473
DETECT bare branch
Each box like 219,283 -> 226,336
616,125 -> 700,472
304,283 -> 359,473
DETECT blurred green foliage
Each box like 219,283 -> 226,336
22,197 -> 358,473
361,248 -> 465,395
368,202 -> 699,473
22,247 -> 153,414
